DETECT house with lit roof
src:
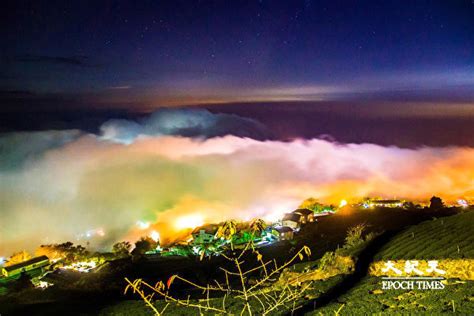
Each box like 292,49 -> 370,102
1,256 -> 50,279
292,208 -> 315,223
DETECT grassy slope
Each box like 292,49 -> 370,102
309,211 -> 474,315
374,211 -> 474,260
309,276 -> 474,315
2,208 -> 468,315
98,208 -> 467,315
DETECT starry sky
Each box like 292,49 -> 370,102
1,1 -> 474,255
1,0 -> 474,145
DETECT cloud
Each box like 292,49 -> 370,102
99,108 -> 271,143
106,85 -> 131,90
0,90 -> 36,98
0,111 -> 473,256
11,55 -> 98,67
253,85 -> 350,99
0,130 -> 82,171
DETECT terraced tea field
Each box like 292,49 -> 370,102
374,211 -> 474,261
309,211 -> 474,315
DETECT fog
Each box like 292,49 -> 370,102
1,109 -> 473,256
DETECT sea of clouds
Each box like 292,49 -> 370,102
0,108 -> 473,255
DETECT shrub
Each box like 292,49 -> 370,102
344,223 -> 367,248
125,243 -> 313,315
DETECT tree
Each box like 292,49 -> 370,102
36,242 -> 88,263
298,197 -> 329,213
249,218 -> 266,237
131,237 -> 158,257
217,220 -> 237,241
112,241 -> 132,256
430,196 -> 444,209
6,251 -> 31,266
344,223 -> 367,248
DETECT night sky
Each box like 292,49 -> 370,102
1,0 -> 474,145
1,1 -> 474,256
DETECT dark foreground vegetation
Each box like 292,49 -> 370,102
1,206 -> 472,315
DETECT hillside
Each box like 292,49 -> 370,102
374,211 -> 474,260
309,210 -> 474,315
1,208 -> 471,315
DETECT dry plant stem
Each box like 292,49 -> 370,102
125,244 -> 312,315
125,278 -> 226,314
247,247 -> 309,293
171,275 -> 229,293
124,278 -> 162,315
235,258 -> 252,316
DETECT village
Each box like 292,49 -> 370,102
1,204 -> 335,289
0,196 -> 471,295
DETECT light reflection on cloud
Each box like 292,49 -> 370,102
0,110 -> 473,255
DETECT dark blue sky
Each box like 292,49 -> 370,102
2,0 -> 473,110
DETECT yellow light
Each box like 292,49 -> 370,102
339,199 -> 348,208
150,230 -> 160,242
175,214 -> 204,230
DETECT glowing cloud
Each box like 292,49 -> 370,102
0,117 -> 473,255
149,230 -> 160,243
99,108 -> 270,144
174,214 -> 205,230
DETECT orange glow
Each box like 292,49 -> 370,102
174,214 -> 204,230
2,135 -> 474,255
150,230 -> 160,243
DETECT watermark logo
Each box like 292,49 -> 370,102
380,260 -> 446,290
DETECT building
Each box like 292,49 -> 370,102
369,199 -> 403,208
292,208 -> 315,223
275,226 -> 294,240
262,227 -> 280,242
282,213 -> 302,229
1,256 -> 50,278
191,224 -> 219,244
313,210 -> 335,218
